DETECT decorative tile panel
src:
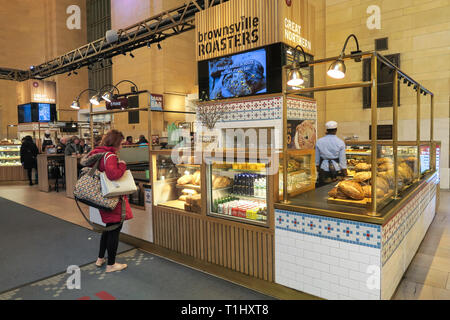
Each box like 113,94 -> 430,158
276,210 -> 381,249
287,97 -> 317,120
200,96 -> 283,123
381,173 -> 438,266
198,95 -> 317,123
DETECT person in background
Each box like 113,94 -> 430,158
56,137 -> 67,154
137,135 -> 148,145
81,129 -> 133,273
79,138 -> 91,154
315,121 -> 348,187
90,135 -> 101,148
41,130 -> 54,153
123,136 -> 133,145
20,136 -> 39,186
65,136 -> 81,156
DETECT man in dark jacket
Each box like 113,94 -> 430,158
65,136 -> 82,156
20,136 -> 39,186
56,137 -> 67,154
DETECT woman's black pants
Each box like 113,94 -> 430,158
98,223 -> 123,265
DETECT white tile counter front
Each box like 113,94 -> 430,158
275,173 -> 439,300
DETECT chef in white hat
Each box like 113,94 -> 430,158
315,121 -> 348,187
41,130 -> 54,153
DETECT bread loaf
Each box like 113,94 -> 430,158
338,180 -> 365,200
355,163 -> 371,172
193,171 -> 201,186
353,171 -> 371,182
213,176 -> 231,189
179,195 -> 188,202
377,158 -> 393,165
328,187 -> 348,199
362,185 -> 385,198
177,175 -> 193,185
378,162 -> 394,172
375,176 -> 390,193
378,170 -> 395,187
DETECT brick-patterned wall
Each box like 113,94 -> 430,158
275,210 -> 381,300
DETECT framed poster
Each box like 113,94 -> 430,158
287,119 -> 316,150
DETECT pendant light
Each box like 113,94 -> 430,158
287,45 -> 308,87
327,34 -> 362,79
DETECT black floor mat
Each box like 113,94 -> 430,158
0,197 -> 133,293
0,249 -> 274,300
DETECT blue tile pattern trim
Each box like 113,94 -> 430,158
381,174 -> 438,266
275,209 -> 381,249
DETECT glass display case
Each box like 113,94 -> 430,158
206,156 -> 270,227
279,149 -> 316,200
0,144 -> 21,167
153,153 -> 202,213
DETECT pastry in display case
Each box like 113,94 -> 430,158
153,154 -> 202,213
0,144 -> 21,167
279,150 -> 315,200
329,143 -> 420,207
207,158 -> 269,226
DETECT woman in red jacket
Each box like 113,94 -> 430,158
83,130 -> 133,273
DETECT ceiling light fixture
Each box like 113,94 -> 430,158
130,52 -> 135,58
327,34 -> 362,79
157,43 -> 162,50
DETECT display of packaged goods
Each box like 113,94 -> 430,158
0,145 -> 21,167
213,196 -> 267,222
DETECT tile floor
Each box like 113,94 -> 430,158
0,184 -> 448,300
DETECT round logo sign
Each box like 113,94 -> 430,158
286,0 -> 292,6
33,82 -> 39,88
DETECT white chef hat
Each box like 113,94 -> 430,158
326,121 -> 338,130
45,130 -> 50,135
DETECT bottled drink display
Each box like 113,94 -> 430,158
232,173 -> 266,198
213,196 -> 267,222
211,162 -> 268,224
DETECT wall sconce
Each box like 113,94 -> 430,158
327,34 -> 362,79
287,45 -> 309,87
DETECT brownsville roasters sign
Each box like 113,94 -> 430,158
195,0 -> 315,61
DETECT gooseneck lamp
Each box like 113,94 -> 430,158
71,88 -> 100,110
115,79 -> 139,93
287,45 -> 309,87
327,34 -> 362,79
99,84 -> 120,103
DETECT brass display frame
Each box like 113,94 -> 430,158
279,50 -> 436,217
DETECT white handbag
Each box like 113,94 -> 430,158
100,153 -> 138,198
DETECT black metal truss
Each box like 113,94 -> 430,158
0,0 -> 229,82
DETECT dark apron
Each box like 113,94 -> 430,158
317,157 -> 344,187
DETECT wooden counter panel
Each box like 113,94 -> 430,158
0,166 -> 27,181
153,205 -> 274,282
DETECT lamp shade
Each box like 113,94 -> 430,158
287,69 -> 304,87
327,59 -> 346,79
102,91 -> 114,103
90,94 -> 101,105
70,100 -> 80,110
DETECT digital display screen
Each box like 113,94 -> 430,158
208,48 -> 267,99
18,104 -> 32,123
38,103 -> 51,122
